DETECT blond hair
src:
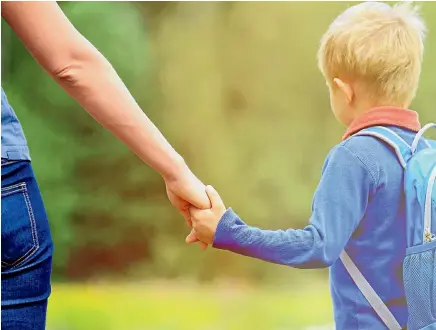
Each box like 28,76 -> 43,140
318,2 -> 426,106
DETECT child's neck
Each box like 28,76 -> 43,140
342,106 -> 421,141
351,99 -> 408,121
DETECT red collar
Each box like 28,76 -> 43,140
342,107 -> 421,141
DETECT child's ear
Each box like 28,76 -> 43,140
333,78 -> 354,105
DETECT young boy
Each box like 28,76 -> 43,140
187,2 -> 433,329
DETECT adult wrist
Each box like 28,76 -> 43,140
161,153 -> 189,183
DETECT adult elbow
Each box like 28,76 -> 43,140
53,63 -> 81,87
52,49 -> 109,88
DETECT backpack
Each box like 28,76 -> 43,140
339,123 -> 436,330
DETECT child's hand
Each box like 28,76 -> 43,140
187,185 -> 226,245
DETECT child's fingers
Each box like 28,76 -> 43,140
199,241 -> 208,250
186,230 -> 198,244
186,230 -> 209,250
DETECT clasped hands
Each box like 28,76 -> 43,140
186,185 -> 226,246
164,164 -> 226,249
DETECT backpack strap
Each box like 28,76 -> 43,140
342,126 -> 409,329
411,123 -> 436,154
340,251 -> 402,330
352,126 -> 412,169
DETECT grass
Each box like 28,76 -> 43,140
47,280 -> 333,330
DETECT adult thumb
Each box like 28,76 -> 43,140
205,185 -> 222,208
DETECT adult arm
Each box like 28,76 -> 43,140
2,2 -> 184,182
2,1 -> 210,246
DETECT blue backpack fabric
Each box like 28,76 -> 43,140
340,124 -> 436,330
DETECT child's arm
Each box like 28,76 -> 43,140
189,144 -> 377,268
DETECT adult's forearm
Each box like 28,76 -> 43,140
54,50 -> 186,181
2,1 -> 186,181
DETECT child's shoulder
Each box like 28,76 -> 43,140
323,133 -> 401,186
340,134 -> 389,158
327,134 -> 390,167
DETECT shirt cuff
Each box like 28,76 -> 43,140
212,207 -> 239,250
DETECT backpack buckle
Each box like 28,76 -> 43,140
424,229 -> 435,243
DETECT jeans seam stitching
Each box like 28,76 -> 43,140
1,182 -> 25,193
1,183 -> 40,268
1,188 -> 25,197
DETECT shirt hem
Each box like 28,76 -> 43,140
1,146 -> 31,161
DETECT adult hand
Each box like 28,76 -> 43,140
164,165 -> 211,249
189,185 -> 226,245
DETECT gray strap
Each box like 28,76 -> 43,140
340,251 -> 402,330
411,123 -> 436,154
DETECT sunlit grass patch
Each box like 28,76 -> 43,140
47,281 -> 333,330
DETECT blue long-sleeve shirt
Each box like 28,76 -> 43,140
212,126 -> 434,329
214,144 -> 372,269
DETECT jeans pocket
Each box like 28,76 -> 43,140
1,182 -> 39,270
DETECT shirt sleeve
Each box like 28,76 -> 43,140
212,144 -> 377,268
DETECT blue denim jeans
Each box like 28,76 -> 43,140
1,159 -> 53,329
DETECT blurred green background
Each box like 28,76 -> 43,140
1,2 -> 435,329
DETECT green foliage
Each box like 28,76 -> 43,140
2,2 -> 435,280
